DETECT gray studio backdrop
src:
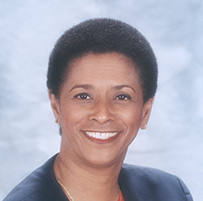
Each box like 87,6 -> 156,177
0,1 -> 202,200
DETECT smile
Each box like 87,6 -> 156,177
85,132 -> 118,140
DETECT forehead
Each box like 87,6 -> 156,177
66,52 -> 140,82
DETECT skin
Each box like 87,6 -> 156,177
49,52 -> 154,201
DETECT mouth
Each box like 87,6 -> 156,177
85,131 -> 119,140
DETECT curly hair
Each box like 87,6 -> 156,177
47,18 -> 158,103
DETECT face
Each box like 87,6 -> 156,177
49,52 -> 154,168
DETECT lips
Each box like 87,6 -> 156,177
85,131 -> 119,140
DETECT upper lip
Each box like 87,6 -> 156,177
82,130 -> 120,133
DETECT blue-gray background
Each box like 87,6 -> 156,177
0,1 -> 202,200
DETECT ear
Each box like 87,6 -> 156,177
140,97 -> 155,129
48,90 -> 60,123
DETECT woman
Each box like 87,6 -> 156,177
4,18 -> 193,201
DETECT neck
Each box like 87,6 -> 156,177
54,152 -> 125,201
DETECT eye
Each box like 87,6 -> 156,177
116,94 -> 131,100
74,93 -> 90,100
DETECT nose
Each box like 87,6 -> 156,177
89,100 -> 115,124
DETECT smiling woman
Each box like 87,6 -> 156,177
50,52 -> 151,170
3,18 -> 193,201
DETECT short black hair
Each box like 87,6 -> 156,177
47,18 -> 158,103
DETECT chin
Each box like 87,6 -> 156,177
83,152 -> 126,169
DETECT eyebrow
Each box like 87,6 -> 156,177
69,84 -> 93,92
113,85 -> 136,93
69,84 -> 136,93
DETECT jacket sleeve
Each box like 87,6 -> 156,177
119,164 -> 194,201
177,177 -> 193,201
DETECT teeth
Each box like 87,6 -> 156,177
85,132 -> 118,140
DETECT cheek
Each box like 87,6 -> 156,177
120,108 -> 143,141
59,103 -> 87,127
121,107 -> 143,127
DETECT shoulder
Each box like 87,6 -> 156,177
120,163 -> 178,183
3,155 -> 66,201
119,163 -> 193,201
